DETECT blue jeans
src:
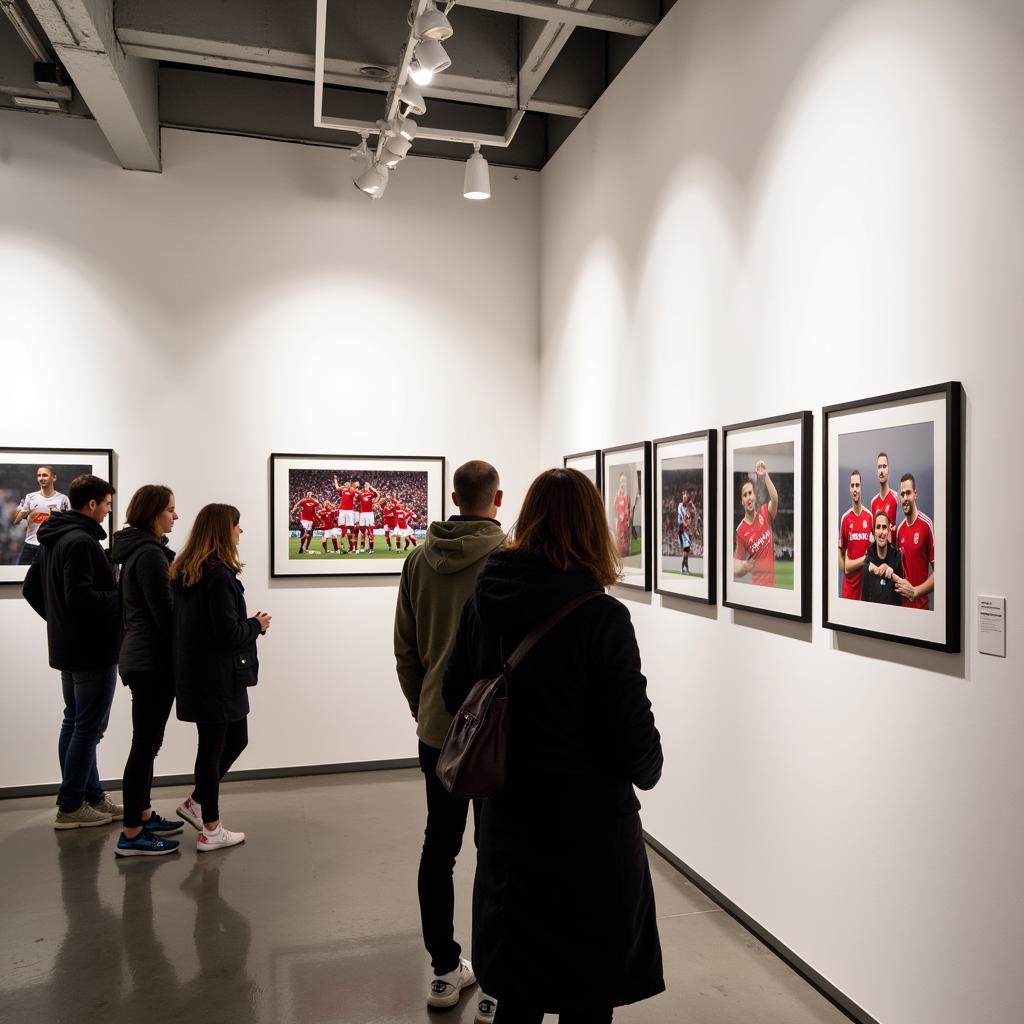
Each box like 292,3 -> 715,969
57,667 -> 117,812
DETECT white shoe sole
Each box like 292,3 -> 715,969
197,835 -> 245,853
54,814 -> 112,830
115,845 -> 179,858
427,967 -> 476,1008
176,804 -> 202,831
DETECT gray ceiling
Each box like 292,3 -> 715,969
0,0 -> 674,171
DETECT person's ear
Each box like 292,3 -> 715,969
493,489 -> 503,509
451,491 -> 460,508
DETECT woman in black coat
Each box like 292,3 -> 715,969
443,468 -> 664,1024
112,484 -> 184,857
170,504 -> 271,852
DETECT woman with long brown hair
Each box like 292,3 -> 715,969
443,468 -> 664,1024
170,504 -> 271,852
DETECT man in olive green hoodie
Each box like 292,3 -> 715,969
394,460 -> 504,1018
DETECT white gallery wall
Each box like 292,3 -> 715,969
0,114 -> 540,786
539,2 -> 1022,1023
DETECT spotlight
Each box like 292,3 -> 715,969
413,38 -> 450,78
409,59 -> 432,86
463,143 -> 490,200
395,116 -> 418,141
355,162 -> 389,197
348,132 -> 372,177
383,135 -> 412,167
414,1 -> 453,41
399,79 -> 426,116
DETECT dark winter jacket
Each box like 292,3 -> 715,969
861,544 -> 904,605
112,527 -> 175,677
443,550 -> 665,1011
173,562 -> 262,723
22,511 -> 119,670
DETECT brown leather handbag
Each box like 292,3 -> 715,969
436,590 -> 602,799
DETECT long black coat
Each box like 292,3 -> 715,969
112,526 -> 174,676
172,562 -> 262,724
443,550 -> 665,1012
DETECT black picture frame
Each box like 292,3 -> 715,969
563,450 -> 603,495
653,430 -> 717,604
822,382 -> 963,653
602,441 -> 653,592
0,446 -> 115,586
721,412 -> 812,622
269,452 -> 446,579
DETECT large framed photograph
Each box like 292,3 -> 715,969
602,442 -> 652,592
823,382 -> 963,652
270,453 -> 445,578
563,450 -> 603,493
653,430 -> 716,604
0,447 -> 114,586
722,412 -> 812,621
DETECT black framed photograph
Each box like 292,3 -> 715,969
0,447 -> 114,586
563,450 -> 602,493
270,453 -> 445,578
722,412 -> 812,622
822,382 -> 963,652
602,442 -> 652,592
653,430 -> 716,604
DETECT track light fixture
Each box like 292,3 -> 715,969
411,38 -> 451,85
395,116 -> 418,141
348,131 -> 372,177
463,142 -> 490,200
383,134 -> 412,167
414,1 -> 453,41
399,79 -> 426,116
354,162 -> 389,197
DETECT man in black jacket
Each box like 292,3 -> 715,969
24,474 -> 123,829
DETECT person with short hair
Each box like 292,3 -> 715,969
838,470 -> 873,600
111,484 -> 183,857
444,468 -> 664,1024
733,460 -> 778,586
894,473 -> 935,610
291,490 -> 321,555
394,459 -> 504,1020
676,490 -> 696,573
13,465 -> 69,565
870,453 -> 899,540
171,504 -> 271,852
23,473 -> 122,829
861,510 -> 904,605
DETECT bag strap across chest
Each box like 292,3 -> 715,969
501,589 -> 603,677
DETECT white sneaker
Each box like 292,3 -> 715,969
427,957 -> 476,1008
197,823 -> 245,852
176,796 -> 203,831
476,994 -> 497,1023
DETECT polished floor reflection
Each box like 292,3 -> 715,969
0,770 -> 849,1024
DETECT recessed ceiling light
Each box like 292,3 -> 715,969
358,65 -> 390,80
12,95 -> 62,110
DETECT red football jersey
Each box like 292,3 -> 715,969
381,499 -> 398,526
298,498 -> 319,522
615,494 -> 630,525
337,486 -> 356,511
734,503 -> 775,587
839,506 -> 873,600
896,513 -> 934,610
870,489 -> 899,536
396,508 -> 409,528
358,490 -> 375,513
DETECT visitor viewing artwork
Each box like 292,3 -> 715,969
601,441 -> 652,591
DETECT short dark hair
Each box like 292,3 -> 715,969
69,474 -> 115,510
37,465 -> 55,474
900,472 -> 916,490
125,484 -> 173,536
877,452 -> 889,463
850,470 -> 861,482
453,460 -> 499,514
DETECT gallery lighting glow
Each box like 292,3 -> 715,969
463,143 -> 490,200
414,1 -> 453,40
399,79 -> 426,117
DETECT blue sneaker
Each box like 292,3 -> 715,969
142,812 -> 184,836
115,831 -> 180,858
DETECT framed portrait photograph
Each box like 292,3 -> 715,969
270,453 -> 445,578
0,447 -> 114,586
563,450 -> 603,493
722,412 -> 812,622
602,442 -> 652,592
822,382 -> 963,652
653,430 -> 717,604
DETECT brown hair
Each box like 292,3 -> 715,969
453,460 -> 500,514
505,468 -> 620,587
68,474 -> 115,510
872,508 -> 891,531
170,503 -> 242,588
125,484 -> 173,536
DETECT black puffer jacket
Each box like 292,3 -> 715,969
23,511 -> 119,670
443,550 -> 664,1012
173,562 -> 262,724
112,527 -> 175,677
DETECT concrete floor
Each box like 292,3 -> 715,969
0,769 -> 851,1024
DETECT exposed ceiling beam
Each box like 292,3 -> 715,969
516,0 -> 592,114
456,0 -> 655,37
25,0 -> 160,169
1,0 -> 49,60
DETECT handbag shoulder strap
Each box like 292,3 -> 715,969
503,589 -> 603,675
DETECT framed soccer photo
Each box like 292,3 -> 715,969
270,453 -> 445,578
653,430 -> 717,604
0,447 -> 114,586
822,382 -> 963,652
563,450 -> 603,494
602,442 -> 652,592
722,412 -> 812,622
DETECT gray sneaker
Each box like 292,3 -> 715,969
55,804 -> 113,830
90,796 -> 124,821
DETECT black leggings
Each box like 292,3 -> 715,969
121,672 -> 176,829
493,1007 -> 612,1023
192,718 -> 248,824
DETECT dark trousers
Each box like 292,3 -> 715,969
494,1006 -> 613,1024
120,671 -> 176,828
417,740 -> 480,975
57,667 -> 117,812
192,718 -> 248,824
18,542 -> 39,565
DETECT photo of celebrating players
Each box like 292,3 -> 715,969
0,447 -> 113,585
601,441 -> 652,591
730,444 -> 794,591
823,383 -> 962,652
271,454 -> 445,578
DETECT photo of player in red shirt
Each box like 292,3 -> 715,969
290,490 -> 322,554
733,461 -> 778,587
838,470 -> 873,600
870,452 -> 899,551
894,473 -> 935,610
614,473 -> 631,557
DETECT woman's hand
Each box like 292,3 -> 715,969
254,612 -> 272,633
